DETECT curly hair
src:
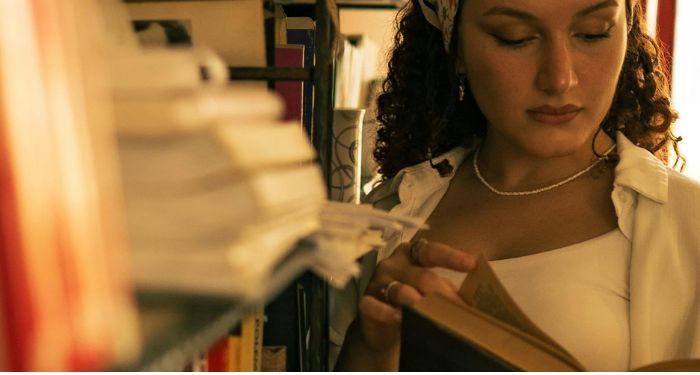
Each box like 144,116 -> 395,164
374,0 -> 682,179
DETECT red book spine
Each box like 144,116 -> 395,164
206,336 -> 230,372
274,45 -> 305,124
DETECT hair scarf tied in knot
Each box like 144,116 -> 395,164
418,0 -> 460,52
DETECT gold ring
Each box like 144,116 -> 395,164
380,280 -> 400,304
409,238 -> 428,266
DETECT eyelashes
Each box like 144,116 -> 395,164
490,25 -> 616,48
492,35 -> 535,47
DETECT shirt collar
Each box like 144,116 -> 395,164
614,131 -> 668,204
365,146 -> 469,206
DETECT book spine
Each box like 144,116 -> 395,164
239,307 -> 265,371
206,336 -> 230,371
227,335 -> 241,371
286,28 -> 315,135
274,45 -> 305,126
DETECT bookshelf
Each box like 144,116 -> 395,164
115,0 -> 401,371
115,0 -> 339,370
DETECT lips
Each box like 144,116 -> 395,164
527,105 -> 582,125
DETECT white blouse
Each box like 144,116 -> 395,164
329,132 -> 700,370
434,228 -> 631,371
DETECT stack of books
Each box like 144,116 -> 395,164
309,202 -> 424,288
111,48 -> 327,301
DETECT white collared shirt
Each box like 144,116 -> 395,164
329,131 -> 700,369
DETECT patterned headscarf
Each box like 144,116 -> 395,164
418,0 -> 460,52
420,0 -> 635,52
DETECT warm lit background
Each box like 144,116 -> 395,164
645,0 -> 699,181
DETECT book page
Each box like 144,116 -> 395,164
458,253 -> 581,366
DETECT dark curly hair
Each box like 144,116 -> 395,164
374,0 -> 683,179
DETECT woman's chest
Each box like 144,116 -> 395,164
421,183 -> 618,260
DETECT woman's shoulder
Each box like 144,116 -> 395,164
666,167 -> 700,202
363,146 -> 471,208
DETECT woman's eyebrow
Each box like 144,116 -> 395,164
482,0 -> 619,21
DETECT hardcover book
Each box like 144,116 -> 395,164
400,254 -> 700,371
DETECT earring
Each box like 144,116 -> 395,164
458,78 -> 466,102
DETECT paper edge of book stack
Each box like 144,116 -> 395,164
112,43 -> 422,304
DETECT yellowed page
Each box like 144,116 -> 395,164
459,253 -> 584,368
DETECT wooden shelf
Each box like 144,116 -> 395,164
229,67 -> 313,81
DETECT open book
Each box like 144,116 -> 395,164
400,254 -> 700,371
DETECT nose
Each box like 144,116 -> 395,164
535,37 -> 579,95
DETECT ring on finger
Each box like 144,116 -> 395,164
380,280 -> 400,304
408,238 -> 428,266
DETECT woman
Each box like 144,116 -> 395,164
332,0 -> 700,371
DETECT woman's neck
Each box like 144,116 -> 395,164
475,130 -> 616,192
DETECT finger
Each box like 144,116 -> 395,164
389,282 -> 423,307
441,277 -> 459,292
357,296 -> 402,351
413,240 -> 477,271
359,295 -> 401,325
402,268 -> 461,298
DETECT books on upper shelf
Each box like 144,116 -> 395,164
400,254 -> 700,371
334,34 -> 379,109
272,12 -> 315,134
274,44 -> 305,125
286,17 -> 315,135
0,0 -> 140,370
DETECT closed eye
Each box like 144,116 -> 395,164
491,34 -> 537,47
576,25 -> 616,43
577,32 -> 611,42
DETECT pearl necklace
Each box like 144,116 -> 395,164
472,144 -> 617,196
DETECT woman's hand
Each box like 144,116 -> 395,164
334,239 -> 478,371
360,239 -> 478,351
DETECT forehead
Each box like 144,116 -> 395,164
462,0 -> 625,19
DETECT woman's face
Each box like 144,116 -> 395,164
456,0 -> 628,157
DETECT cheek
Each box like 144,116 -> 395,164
580,42 -> 627,108
464,50 -> 530,118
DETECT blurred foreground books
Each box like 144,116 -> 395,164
114,48 -> 423,301
113,49 -> 323,299
0,0 -> 140,370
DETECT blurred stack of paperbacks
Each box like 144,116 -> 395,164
112,45 -> 423,298
0,0 -> 141,371
113,46 -> 328,299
